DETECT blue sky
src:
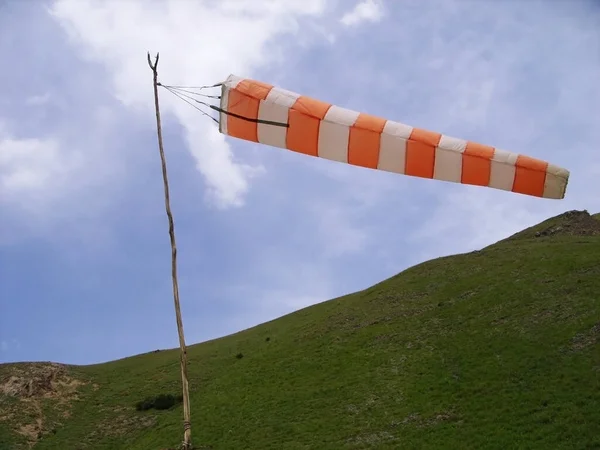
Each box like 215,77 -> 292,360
1,0 -> 599,365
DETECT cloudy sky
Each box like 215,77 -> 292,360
1,0 -> 598,365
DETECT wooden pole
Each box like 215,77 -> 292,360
147,52 -> 192,450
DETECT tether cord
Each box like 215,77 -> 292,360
158,82 -> 290,128
162,85 -> 219,124
161,84 -> 221,100
162,82 -> 223,90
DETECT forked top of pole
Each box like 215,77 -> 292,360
147,51 -> 160,74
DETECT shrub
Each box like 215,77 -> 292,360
135,393 -> 183,411
154,393 -> 183,410
135,397 -> 154,411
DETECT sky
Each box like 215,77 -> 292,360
1,0 -> 599,365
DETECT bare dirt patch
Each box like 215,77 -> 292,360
1,363 -> 84,399
506,210 -> 600,243
396,410 -> 460,428
534,210 -> 600,238
81,411 -> 158,446
570,322 -> 600,352
0,362 -> 87,448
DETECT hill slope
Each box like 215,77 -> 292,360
2,210 -> 600,450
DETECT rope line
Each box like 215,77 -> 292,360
159,82 -> 223,90
164,85 -> 216,108
162,85 -> 219,124
159,80 -> 289,128
161,84 -> 221,100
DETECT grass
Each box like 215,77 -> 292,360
1,210 -> 599,449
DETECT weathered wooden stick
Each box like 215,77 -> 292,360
147,51 -> 192,450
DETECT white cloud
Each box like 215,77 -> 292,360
340,0 -> 383,27
0,102 -> 133,245
0,128 -> 81,202
48,0 -> 335,209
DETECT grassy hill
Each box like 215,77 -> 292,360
1,210 -> 599,450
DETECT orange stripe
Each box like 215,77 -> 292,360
462,141 -> 494,186
410,127 -> 442,146
406,127 -> 441,178
513,155 -> 548,197
287,95 -> 331,156
348,113 -> 387,169
291,95 -> 331,118
234,79 -> 273,100
227,80 -> 273,143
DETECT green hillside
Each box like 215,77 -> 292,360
2,210 -> 599,450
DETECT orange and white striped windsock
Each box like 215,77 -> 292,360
217,74 -> 569,199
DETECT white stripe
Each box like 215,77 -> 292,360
489,149 -> 517,191
318,122 -> 350,163
433,135 -> 467,183
433,147 -> 462,182
323,105 -> 360,126
491,148 -> 518,165
257,101 -> 290,149
265,87 -> 301,108
546,163 -> 569,178
378,133 -> 406,174
220,85 -> 230,135
317,105 -> 360,163
220,75 -> 244,135
223,74 -> 243,89
382,120 -> 413,139
438,135 -> 467,153
257,87 -> 301,148
543,172 -> 564,199
543,164 -> 569,199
